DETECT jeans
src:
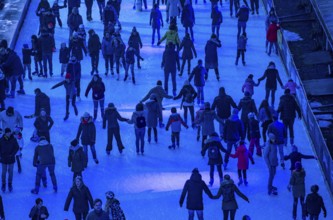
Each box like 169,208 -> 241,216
268,41 -> 278,56
83,144 -> 97,162
224,141 -> 238,164
35,164 -> 57,190
23,64 -> 31,78
90,52 -> 99,73
210,164 -> 222,180
229,0 -> 240,16
236,49 -> 245,64
265,88 -> 276,106
277,143 -> 284,164
135,128 -> 146,153
282,118 -> 295,140
125,63 -> 135,79
75,79 -> 81,97
212,24 -> 220,39
171,131 -> 180,147
93,99 -> 105,119
1,163 -> 14,185
106,127 -> 124,152
218,119 -> 227,137
147,127 -> 157,142
237,21 -> 247,38
33,56 -> 43,74
74,211 -> 88,220
196,86 -> 204,104
164,70 -> 177,94
8,74 -> 24,94
261,120 -> 272,143
104,54 -> 114,72
188,210 -> 203,220
152,27 -> 161,44
65,95 -> 77,115
268,165 -> 276,192
97,1 -> 105,20
183,106 -> 194,125
42,52 -> 53,76
223,209 -> 236,220
293,196 -> 305,219
114,55 -> 126,74
85,0 -> 93,19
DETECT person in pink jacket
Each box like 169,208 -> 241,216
241,74 -> 259,96
229,141 -> 254,186
284,78 -> 300,96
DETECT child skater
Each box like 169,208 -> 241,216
166,107 -> 189,149
229,140 -> 254,186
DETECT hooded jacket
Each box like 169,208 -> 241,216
267,120 -> 285,145
179,171 -> 213,210
145,99 -> 162,128
197,109 -> 223,136
128,110 -> 147,129
289,169 -> 306,198
0,109 -> 23,132
188,64 -> 206,87
76,116 -> 96,145
64,182 -> 93,213
68,144 -> 87,172
238,96 -> 257,123
277,93 -> 301,120
264,140 -> 278,167
205,38 -> 221,69
166,113 -> 187,132
305,192 -> 327,216
179,36 -> 196,60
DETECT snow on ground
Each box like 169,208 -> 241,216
1,0 -> 332,219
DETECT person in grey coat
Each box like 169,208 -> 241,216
179,168 -> 213,220
103,103 -> 129,154
212,174 -> 249,220
196,102 -> 223,151
264,133 -> 278,196
288,161 -> 306,220
76,112 -> 98,164
145,94 -> 162,143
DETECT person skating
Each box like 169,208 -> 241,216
189,60 -> 207,105
128,26 -> 143,69
64,176 -> 94,220
0,106 -> 23,132
101,32 -> 115,76
257,99 -> 274,146
237,91 -> 257,141
59,42 -> 70,77
235,32 -> 247,66
145,94 -> 162,143
181,0 -> 195,41
66,55 -> 82,101
31,136 -> 58,194
103,103 -> 129,154
201,132 -> 227,186
247,112 -> 262,156
264,133 -> 279,195
212,174 -> 250,220
76,112 -> 98,164
22,43 -> 32,80
68,139 -> 87,179
127,103 -> 147,155
284,145 -> 317,172
85,74 -> 106,120
29,198 -> 49,220
288,161 -> 306,220
13,126 -> 24,174
211,4 -> 223,40
51,73 -> 78,120
166,107 -> 188,149
178,33 -> 197,77
211,87 -> 237,138
179,168 -> 213,220
204,34 -> 221,81
104,191 -> 126,219
33,108 -> 53,143
236,4 -> 249,38
124,41 -> 144,84
150,3 -> 163,45
229,140 -> 254,186
87,29 -> 102,75
241,74 -> 259,97
305,185 -> 327,219
0,128 -> 19,192
173,80 -> 197,127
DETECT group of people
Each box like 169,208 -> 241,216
0,0 -> 329,219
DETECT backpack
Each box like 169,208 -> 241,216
208,145 -> 219,159
136,115 -> 146,128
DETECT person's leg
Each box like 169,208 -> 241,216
235,49 -> 240,65
100,99 -> 105,119
153,127 -> 158,142
47,164 -> 57,191
212,25 -> 216,35
223,210 -> 229,220
224,142 -> 233,165
196,210 -> 204,220
72,95 -> 78,115
216,25 -> 220,40
180,59 -> 186,76
255,137 -> 262,155
90,144 -> 97,161
278,144 -> 284,166
189,106 -> 195,126
93,100 -> 98,120
74,212 -> 82,220
171,71 -> 177,95
183,106 -> 188,124
106,128 -> 113,153
114,127 -> 124,152
147,127 -> 152,143
292,197 -> 298,219
230,209 -> 236,220
75,79 -> 81,98
157,27 -> 161,42
217,164 -> 223,182
171,132 -> 176,148
265,88 -> 270,103
42,54 -> 48,76
135,128 -> 140,153
7,164 -> 13,187
271,89 -> 276,106
209,164 -> 215,184
289,118 -> 295,145
241,50 -> 245,64
300,196 -> 305,219
188,210 -> 195,220
164,71 -> 169,94
152,27 -> 156,44
16,155 -> 22,173
48,53 -> 53,75
139,128 -> 145,153
237,22 -> 242,38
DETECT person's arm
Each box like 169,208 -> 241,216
51,81 -> 65,90
202,182 -> 213,199
48,116 -> 54,130
116,111 -> 129,122
230,97 -> 237,109
85,82 -> 92,97
173,88 -> 183,100
87,187 -> 94,209
234,185 -> 249,202
321,197 -> 327,218
299,153 -> 316,160
76,124 -> 82,140
165,117 -> 172,130
276,72 -> 283,87
212,186 -> 223,199
295,101 -> 302,119
64,190 -> 73,211
179,181 -> 189,207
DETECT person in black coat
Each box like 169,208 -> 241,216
179,33 -> 197,76
31,35 -> 44,76
201,132 -> 228,186
189,59 -> 206,105
33,108 -> 54,143
179,168 -> 213,220
34,88 -> 51,116
68,139 -> 87,179
150,3 -> 163,45
85,74 -> 105,120
124,41 -> 144,84
69,32 -> 87,62
257,61 -> 283,107
67,7 -> 83,38
237,91 -> 257,141
65,0 -> 81,17
0,70 -> 6,111
22,43 -> 32,80
51,1 -> 66,28
211,87 -> 237,138
67,55 -> 82,100
211,4 -> 223,40
0,195 -> 4,219
39,28 -> 55,78
29,198 -> 49,220
128,27 -> 143,69
0,128 -> 19,192
204,34 -> 221,81
277,89 -> 301,146
181,1 -> 195,40
161,42 -> 180,96
284,145 -> 317,172
88,29 -> 101,75
305,185 -> 327,219
59,42 -> 70,77
64,176 -> 94,220
76,112 -> 98,164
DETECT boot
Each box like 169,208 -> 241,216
64,113 -> 69,121
244,178 -> 248,186
238,177 -> 243,186
209,178 -> 214,186
74,106 -> 78,116
132,77 -> 136,84
105,69 -> 108,76
31,188 -> 39,194
124,75 -> 128,81
1,183 -> 5,192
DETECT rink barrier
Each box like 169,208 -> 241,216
274,5 -> 333,200
9,0 -> 32,49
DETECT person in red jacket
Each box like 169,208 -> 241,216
266,20 -> 280,56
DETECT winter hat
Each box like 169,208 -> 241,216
268,133 -> 276,141
171,107 -> 177,113
268,61 -> 275,68
88,29 -> 95,35
247,112 -> 255,119
192,168 -> 199,174
132,26 -> 137,32
232,108 -> 239,115
210,132 -> 219,137
83,112 -> 90,118
105,191 -> 115,199
292,145 -> 298,152
211,33 -> 217,39
71,139 -> 78,146
242,215 -> 251,220
224,174 -> 231,180
248,74 -> 254,79
14,126 -> 21,133
23,44 -> 29,49
310,184 -> 319,193
204,102 -> 210,109
65,73 -> 71,79
183,79 -> 189,86
4,128 -> 11,133
295,161 -> 302,171
6,106 -> 14,115
157,80 -> 162,86
244,91 -> 251,97
199,104 -> 205,110
108,103 -> 116,109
